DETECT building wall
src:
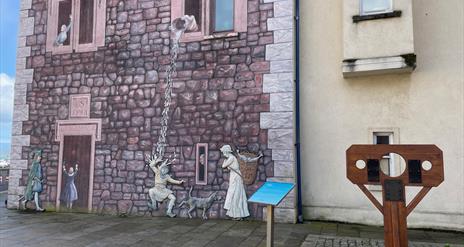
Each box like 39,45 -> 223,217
300,0 -> 464,230
9,0 -> 297,222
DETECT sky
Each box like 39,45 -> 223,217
0,1 -> 20,159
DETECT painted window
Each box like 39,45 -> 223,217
195,143 -> 208,185
212,0 -> 234,32
360,0 -> 392,15
172,0 -> 247,42
47,0 -> 106,54
185,0 -> 202,32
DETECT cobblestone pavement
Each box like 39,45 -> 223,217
1,192 -> 462,247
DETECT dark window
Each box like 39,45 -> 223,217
185,0 -> 202,32
212,0 -> 234,32
79,0 -> 95,44
198,147 -> 206,182
196,144 -> 208,185
58,0 -> 73,46
376,135 -> 389,145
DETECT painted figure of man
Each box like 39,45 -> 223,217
147,155 -> 184,217
24,149 -> 45,211
220,145 -> 250,220
61,163 -> 78,209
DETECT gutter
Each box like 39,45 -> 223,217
294,0 -> 303,223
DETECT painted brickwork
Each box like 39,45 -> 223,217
9,0 -> 296,222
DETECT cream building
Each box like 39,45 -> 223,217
300,0 -> 463,230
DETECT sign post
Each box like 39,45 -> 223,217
346,145 -> 444,247
249,181 -> 295,247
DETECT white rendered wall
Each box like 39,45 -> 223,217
343,0 -> 414,59
300,0 -> 464,230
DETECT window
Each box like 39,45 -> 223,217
360,0 -> 392,16
195,143 -> 208,185
172,0 -> 247,42
46,0 -> 106,54
184,0 -> 202,32
367,127 -> 399,191
373,132 -> 393,176
212,0 -> 234,32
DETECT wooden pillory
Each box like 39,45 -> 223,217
346,145 -> 444,247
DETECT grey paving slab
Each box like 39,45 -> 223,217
1,192 -> 463,247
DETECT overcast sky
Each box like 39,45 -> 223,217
0,1 -> 19,159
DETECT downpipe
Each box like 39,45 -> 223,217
294,0 -> 303,223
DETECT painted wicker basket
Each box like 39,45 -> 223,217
237,151 -> 259,185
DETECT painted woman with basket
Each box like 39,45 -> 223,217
220,145 -> 262,220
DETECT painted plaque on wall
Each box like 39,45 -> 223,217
69,94 -> 91,119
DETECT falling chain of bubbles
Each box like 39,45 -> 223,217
155,26 -> 183,159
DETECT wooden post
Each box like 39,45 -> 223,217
383,201 -> 408,247
266,205 -> 274,247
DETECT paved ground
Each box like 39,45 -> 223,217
1,192 -> 463,247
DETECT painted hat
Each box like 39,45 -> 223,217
32,149 -> 43,157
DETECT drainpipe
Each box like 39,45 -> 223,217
294,0 -> 303,223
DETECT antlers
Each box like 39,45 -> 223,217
145,152 -> 178,167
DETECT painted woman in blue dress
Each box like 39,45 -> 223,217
61,164 -> 78,209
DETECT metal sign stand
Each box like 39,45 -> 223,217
249,182 -> 295,247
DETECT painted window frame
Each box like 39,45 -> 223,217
195,143 -> 209,185
46,0 -> 107,54
360,0 -> 393,16
171,0 -> 247,42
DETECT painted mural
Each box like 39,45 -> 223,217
11,0 -> 286,221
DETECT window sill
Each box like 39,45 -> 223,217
353,10 -> 402,23
204,32 -> 238,40
342,54 -> 416,78
180,32 -> 239,43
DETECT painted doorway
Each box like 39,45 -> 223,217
60,135 -> 91,211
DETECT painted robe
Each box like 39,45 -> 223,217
24,160 -> 43,201
222,155 -> 250,218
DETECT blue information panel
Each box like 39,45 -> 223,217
248,182 -> 295,206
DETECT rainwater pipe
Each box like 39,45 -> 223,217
294,0 -> 303,223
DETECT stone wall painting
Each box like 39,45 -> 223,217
195,143 -> 208,185
13,0 -> 280,221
